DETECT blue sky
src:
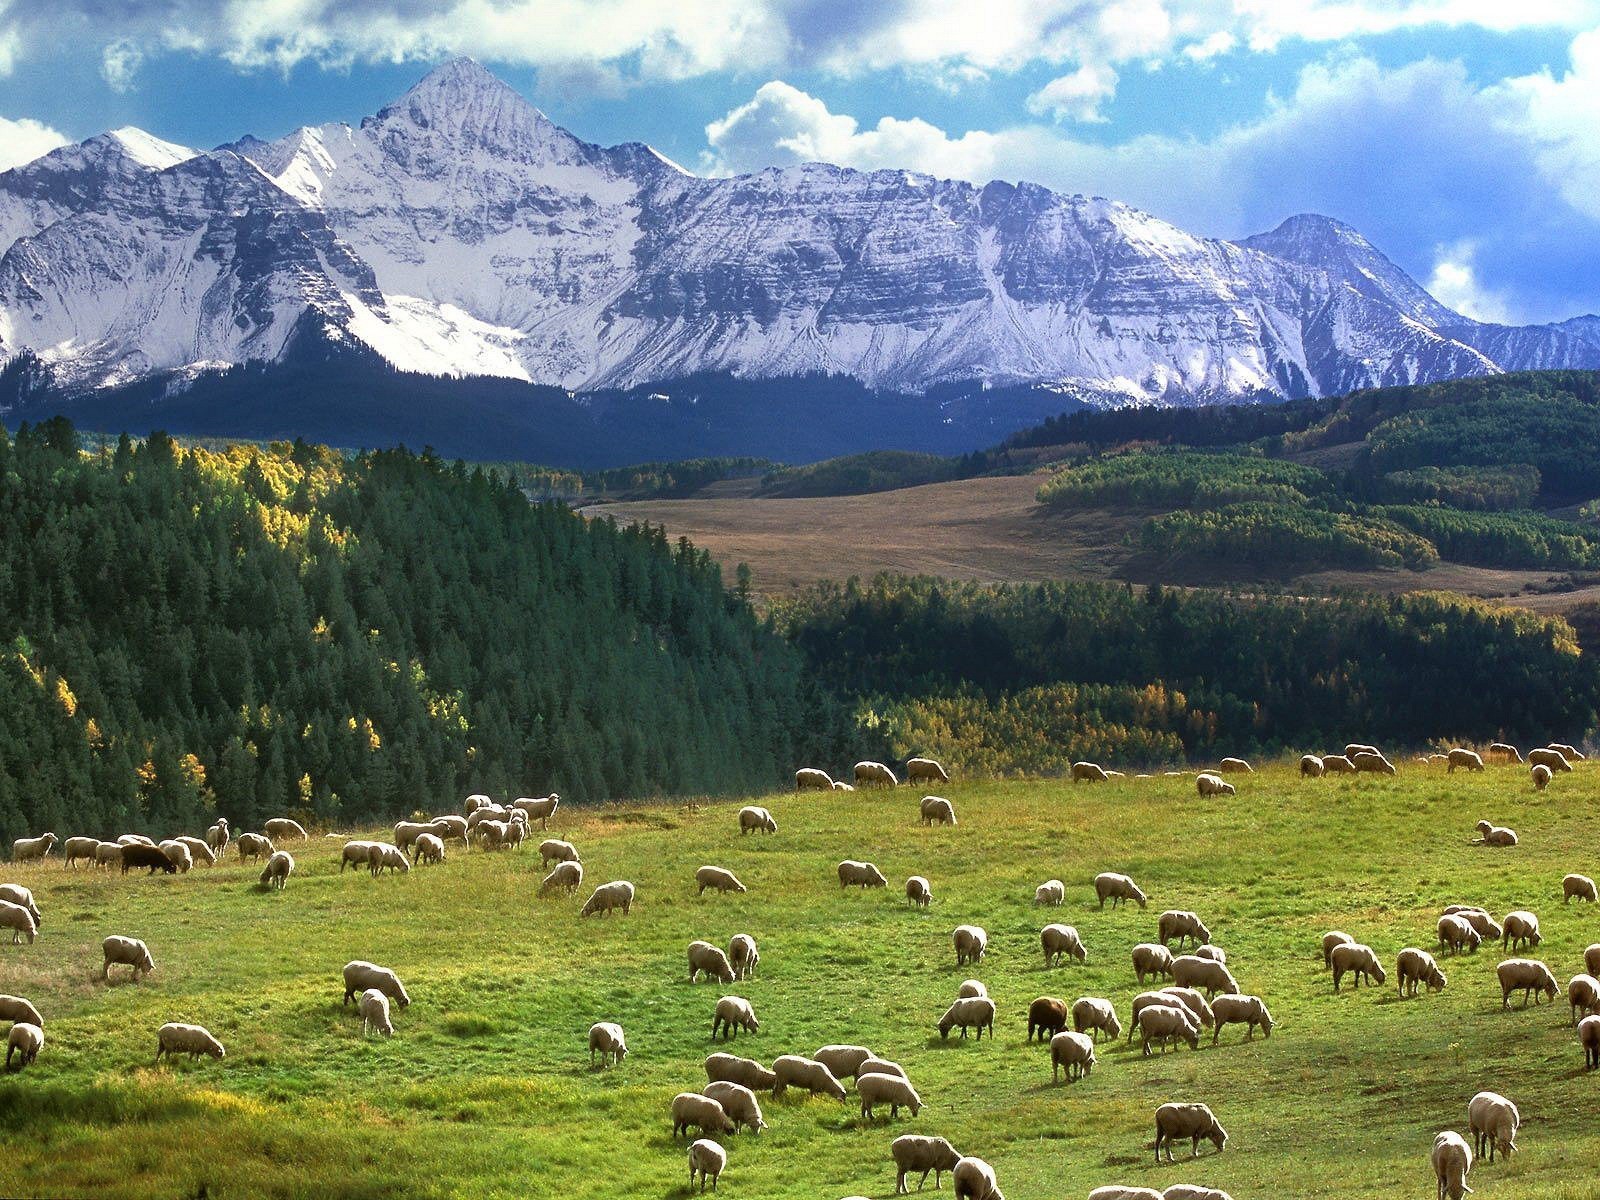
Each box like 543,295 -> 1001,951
1,1 -> 1599,325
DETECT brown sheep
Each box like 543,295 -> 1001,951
1027,996 -> 1068,1042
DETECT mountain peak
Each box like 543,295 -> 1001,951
104,127 -> 198,171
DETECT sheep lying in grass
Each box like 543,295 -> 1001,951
1432,1131 -> 1473,1200
1502,910 -> 1542,951
1034,879 -> 1064,907
838,860 -> 888,889
711,996 -> 759,1040
539,860 -> 583,896
359,988 -> 394,1037
156,1022 -> 224,1061
579,880 -> 634,917
814,1045 -> 875,1079
952,1156 -> 1003,1200
1132,943 -> 1174,982
771,1054 -> 847,1100
1581,1014 -> 1600,1070
1472,820 -> 1518,847
705,1052 -> 775,1091
1195,773 -> 1234,797
1299,754 -> 1325,777
859,1071 -> 923,1120
953,925 -> 988,966
1210,993 -> 1272,1042
10,833 -> 56,863
729,934 -> 759,981
906,875 -> 932,908
1330,943 -> 1386,991
1564,873 -> 1598,903
1137,1004 -> 1200,1056
0,995 -> 42,1027
1497,958 -> 1559,1008
1397,948 -> 1447,996
102,935 -> 153,980
1095,872 -> 1147,909
1072,996 -> 1122,1041
671,1092 -> 735,1139
705,1080 -> 767,1133
920,796 -> 957,826
1567,974 -> 1600,1025
1436,915 -> 1484,956
1155,1103 -> 1227,1162
907,757 -> 950,784
689,940 -> 737,984
1467,1091 -> 1519,1162
892,1134 -> 961,1194
1049,1030 -> 1095,1082
588,1021 -> 627,1066
796,767 -> 834,791
342,961 -> 410,1008
739,806 -> 778,835
688,1138 -> 725,1192
1042,924 -> 1087,966
937,997 -> 995,1041
696,866 -> 747,896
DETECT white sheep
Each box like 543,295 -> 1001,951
342,961 -> 410,1007
1161,1188 -> 1234,1200
1321,754 -> 1356,773
411,833 -> 445,866
258,850 -> 294,890
705,1053 -> 776,1091
539,838 -> 580,866
1588,944 -> 1600,977
712,995 -> 759,1040
428,815 -> 469,845
1497,958 -> 1558,1008
1445,904 -> 1503,940
1195,773 -> 1234,797
952,1156 -> 1004,1200
539,860 -> 583,896
1299,754 -> 1325,777
205,819 -> 229,856
671,1092 -> 736,1139
1488,742 -> 1523,763
1072,996 -> 1123,1041
1436,916 -> 1483,956
833,781 -> 855,792
906,757 -> 951,786
1072,761 -> 1110,783
814,1045 -> 875,1079
855,761 -> 899,788
1548,741 -> 1584,759
512,794 -> 560,830
10,833 -> 56,863
1501,910 -> 1541,951
1034,879 -> 1065,907
1352,751 -> 1396,776
1472,820 -> 1518,846
1137,1004 -> 1200,1056
1087,1188 -> 1163,1200
579,880 -> 634,917
920,796 -> 957,826
891,1134 -> 962,1194
1432,1131 -> 1473,1200
1321,930 -> 1354,966
839,860 -> 888,889
588,1021 -> 628,1066
1132,943 -> 1174,982
703,1080 -> 766,1133
795,767 -> 835,791
1581,1013 -> 1600,1070
738,806 -> 778,835
689,940 -> 737,984
771,1054 -> 847,1100
62,836 -> 99,868
1446,748 -> 1484,773
687,1138 -> 726,1191
264,817 -> 308,841
1041,923 -> 1087,966
1467,1091 -> 1519,1162
937,997 -> 995,1040
1330,942 -> 1386,991
956,980 -> 988,999
1048,1030 -> 1095,1082
1528,747 -> 1573,772
1209,993 -> 1272,1042
116,834 -> 155,847
1094,872 -> 1147,909
392,821 -> 434,851
1532,763 -> 1553,791
5,1021 -> 42,1069
1158,910 -> 1211,948
1564,873 -> 1598,903
173,836 -> 216,866
0,885 -> 39,927
1154,1102 -> 1227,1162
340,840 -> 379,872
358,988 -> 394,1037
696,865 -> 747,896
376,843 -> 410,874
858,1071 -> 923,1120
1567,973 -> 1600,1025
1217,757 -> 1252,774
1396,948 -> 1447,996
156,1022 -> 224,1061
728,934 -> 759,981
953,925 -> 988,966
102,935 -> 154,980
0,995 -> 43,1027
906,875 -> 932,908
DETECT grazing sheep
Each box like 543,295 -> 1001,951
712,996 -> 759,1040
588,1021 -> 627,1066
1446,748 -> 1484,773
1547,741 -> 1584,759
392,821 -> 434,851
10,833 -> 57,863
859,1071 -> 923,1120
539,839 -> 580,867
1322,931 -> 1355,966
1353,751 -> 1397,775
117,834 -> 156,847
1468,1091 -> 1519,1162
855,761 -> 899,788
696,866 -> 747,896
411,833 -> 444,866
1158,987 -> 1215,1029
956,980 -> 987,999
205,819 -> 229,857
1154,1103 -> 1227,1162
688,1138 -> 726,1192
1321,754 -> 1356,773
937,997 -> 996,1040
858,1056 -> 907,1081
1132,943 -> 1175,982
102,935 -> 153,980
5,1019 -> 42,1069
1444,905 -> 1503,940
172,836 -> 215,866
952,1156 -> 1004,1200
1159,910 -> 1211,948
1528,747 -> 1573,772
1137,1004 -> 1200,1056
264,817 -> 308,842
906,875 -> 933,908
1532,763 -> 1553,791
1581,1013 -> 1600,1070
907,757 -> 951,785
462,794 -> 491,814
359,988 -> 394,1037
838,860 -> 888,889
953,925 -> 988,966
539,860 -> 583,896
689,940 -> 737,985
1034,879 -> 1065,907
1041,923 -> 1088,966
892,1134 -> 962,1194
814,1045 -> 875,1080
1497,958 -> 1559,1008
1489,742 -> 1523,763
728,934 -> 759,981
1217,757 -> 1252,774
1568,974 -> 1600,1025
2,902 -> 42,944
62,836 -> 99,869
1072,996 -> 1123,1041
342,961 -> 410,1007
375,843 -> 410,874
1502,910 -> 1542,950
512,794 -> 560,830
1436,915 -> 1482,955
672,1092 -> 736,1139
0,995 -> 42,1027
235,833 -> 273,863
705,1052 -> 776,1091
154,1022 -> 226,1063
1086,1190 -> 1162,1200
340,840 -> 379,872
738,806 -> 778,835
0,885 -> 39,926
1397,948 -> 1447,996
1473,820 -> 1518,847
120,843 -> 178,875
1160,1188 -> 1234,1200
1564,873 -> 1598,903
1588,944 -> 1600,977
1330,943 -> 1386,991
1195,773 -> 1234,797
1027,997 -> 1068,1042
704,1080 -> 767,1133
920,796 -> 957,826
465,805 -> 508,832
1072,761 -> 1111,783
1193,945 -> 1226,965
1344,742 -> 1379,758
1046,1030 -> 1095,1082
833,781 -> 855,792
579,880 -> 635,917
1210,993 -> 1273,1042
1299,754 -> 1325,777
795,767 -> 835,791
473,820 -> 509,851
1170,957 -> 1237,998
1095,872 -> 1147,909
1432,1132 -> 1473,1200
259,850 -> 294,891
771,1054 -> 847,1100
428,815 -> 469,845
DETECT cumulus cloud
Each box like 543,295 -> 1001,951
1027,64 -> 1119,123
0,115 -> 69,170
1427,241 -> 1517,323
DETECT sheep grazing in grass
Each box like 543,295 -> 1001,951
1436,915 -> 1482,955
358,988 -> 394,1037
1527,747 -> 1573,773
1446,748 -> 1484,773
704,1080 -> 767,1133
1564,873 -> 1598,903
1502,910 -> 1541,951
858,1055 -> 906,1082
392,821 -> 434,851
1159,987 -> 1215,1029
205,819 -> 230,857
1155,1103 -> 1227,1163
579,880 -> 634,917
264,817 -> 308,842
1195,773 -> 1234,797
375,843 -> 410,874
462,794 -> 491,814
1353,751 -> 1397,776
689,940 -> 737,985
1045,1030 -> 1094,1083
1217,757 -> 1252,774
1468,1091 -> 1519,1162
920,796 -> 957,826
1498,958 -> 1559,1008
62,836 -> 99,869
411,833 -> 444,866
1095,872 -> 1147,909
1531,763 -> 1553,790
10,833 -> 56,863
1547,741 -> 1584,760
1137,1005 -> 1200,1056
1161,1188 -> 1234,1200
6,1021 -> 43,1069
1472,820 -> 1518,847
259,850 -> 294,891
906,875 -> 932,908
1343,742 -> 1378,758
813,1045 -> 874,1081
728,934 -> 759,981
1330,943 -> 1386,991
738,806 -> 778,835
696,866 -> 747,896
1193,945 -> 1227,965
119,843 -> 177,875
855,761 -> 899,788
172,836 -> 215,867
155,1022 -> 224,1061
838,860 -> 888,889
1567,974 -> 1600,1025
1132,943 -> 1174,982
687,1138 -> 726,1191
539,839 -> 580,867
1027,997 -> 1068,1042
953,925 -> 988,966
952,1156 -> 1004,1200
795,767 -> 835,791
1041,924 -> 1087,966
340,840 -> 379,872
956,980 -> 987,999
117,834 -> 156,847
342,961 -> 410,1008
1299,754 -> 1325,777
712,996 -> 759,1040
858,1071 -> 923,1120
1321,754 -> 1356,773
512,794 -> 560,830
588,1021 -> 627,1066
473,820 -> 509,852
1158,910 -> 1211,948
1072,761 -> 1110,783
1072,996 -> 1122,1041
102,935 -> 153,980
1397,949 -> 1447,996
1443,905 -> 1502,940
0,995 -> 42,1027
706,1052 -> 775,1091
771,1054 -> 847,1101
907,757 -> 951,785
1087,1189 -> 1163,1200
1588,944 -> 1600,977
937,997 -> 995,1041
1321,930 -> 1354,967
892,1134 -> 962,1194
1034,879 -> 1064,907
234,832 -> 273,863
1432,1132 -> 1472,1200
539,860 -> 583,896
672,1092 -> 736,1139
429,815 -> 469,846
833,781 -> 855,792
0,886 -> 39,927
1210,993 -> 1272,1042
1489,742 -> 1523,763
1581,1014 -> 1600,1070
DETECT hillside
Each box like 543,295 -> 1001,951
3,766 -> 1599,1197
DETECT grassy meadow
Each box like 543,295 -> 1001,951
1,761 -> 1598,1199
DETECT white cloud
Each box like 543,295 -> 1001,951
1426,241 -> 1516,323
1492,28 -> 1600,220
1028,64 -> 1120,123
0,115 -> 69,170
101,39 -> 143,92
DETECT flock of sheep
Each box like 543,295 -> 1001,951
2,738 -> 1596,1198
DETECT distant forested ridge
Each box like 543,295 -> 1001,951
0,421 -> 852,845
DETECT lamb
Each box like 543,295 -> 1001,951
1217,757 -> 1252,774
1582,1013 -> 1600,1069
342,961 -> 410,1007
771,1054 -> 847,1100
539,860 -> 583,896
1467,1091 -> 1519,1162
512,794 -> 560,830
1444,905 -> 1503,941
1432,1131 -> 1473,1200
6,1021 -> 42,1069
1472,820 -> 1518,846
1446,748 -> 1484,773
1567,973 -> 1600,1025
428,815 -> 469,845
1137,1004 -> 1200,1056
696,866 -> 747,896
688,1138 -> 726,1191
539,839 -> 580,866
1353,751 -> 1397,775
738,805 -> 778,835
0,995 -> 42,1027
264,817 -> 308,842
839,860 -> 888,889
1048,1030 -> 1096,1082
1531,763 -> 1553,790
1321,754 -> 1356,773
258,850 -> 294,891
937,996 -> 996,1040
671,1092 -> 736,1138
1321,930 -> 1355,966
1041,923 -> 1088,966
172,836 -> 215,866
689,940 -> 737,984
341,840 -> 379,871
1072,996 -> 1123,1041
1034,879 -> 1065,907
920,796 -> 957,826
411,833 -> 444,866
1095,872 -> 1147,909
1195,773 -> 1234,797
795,767 -> 835,791
10,833 -> 57,862
1154,1102 -> 1227,1162
859,1071 -> 923,1120
63,836 -> 99,868
1159,910 -> 1211,948
855,761 -> 899,788
588,1021 -> 627,1066
1210,993 -> 1273,1042
906,875 -> 932,908
120,843 -> 178,875
205,819 -> 229,856
1501,910 -> 1541,950
1330,942 -> 1386,991
1072,761 -> 1110,783
358,988 -> 394,1037
1132,943 -> 1175,982
712,995 -> 759,1040
704,1080 -> 767,1133
102,934 -> 154,979
1027,996 -> 1068,1042
579,880 -> 635,917
705,1052 -> 775,1091
952,1156 -> 1004,1200
953,925 -> 988,966
1489,742 -> 1523,763
891,1134 -> 962,1194
1396,948 -> 1447,996
1527,747 -> 1572,772
956,980 -> 988,999
1497,958 -> 1559,1008
1564,873 -> 1598,903
235,832 -> 273,863
0,885 -> 39,925
0,901 -> 38,945
1548,740 -> 1584,759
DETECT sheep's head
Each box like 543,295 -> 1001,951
1428,968 -> 1447,993
1210,1123 -> 1229,1152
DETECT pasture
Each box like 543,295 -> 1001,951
1,761 -> 1598,1199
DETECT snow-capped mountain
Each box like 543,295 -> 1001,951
1,58 -> 1596,407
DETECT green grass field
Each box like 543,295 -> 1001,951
2,763 -> 1598,1200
